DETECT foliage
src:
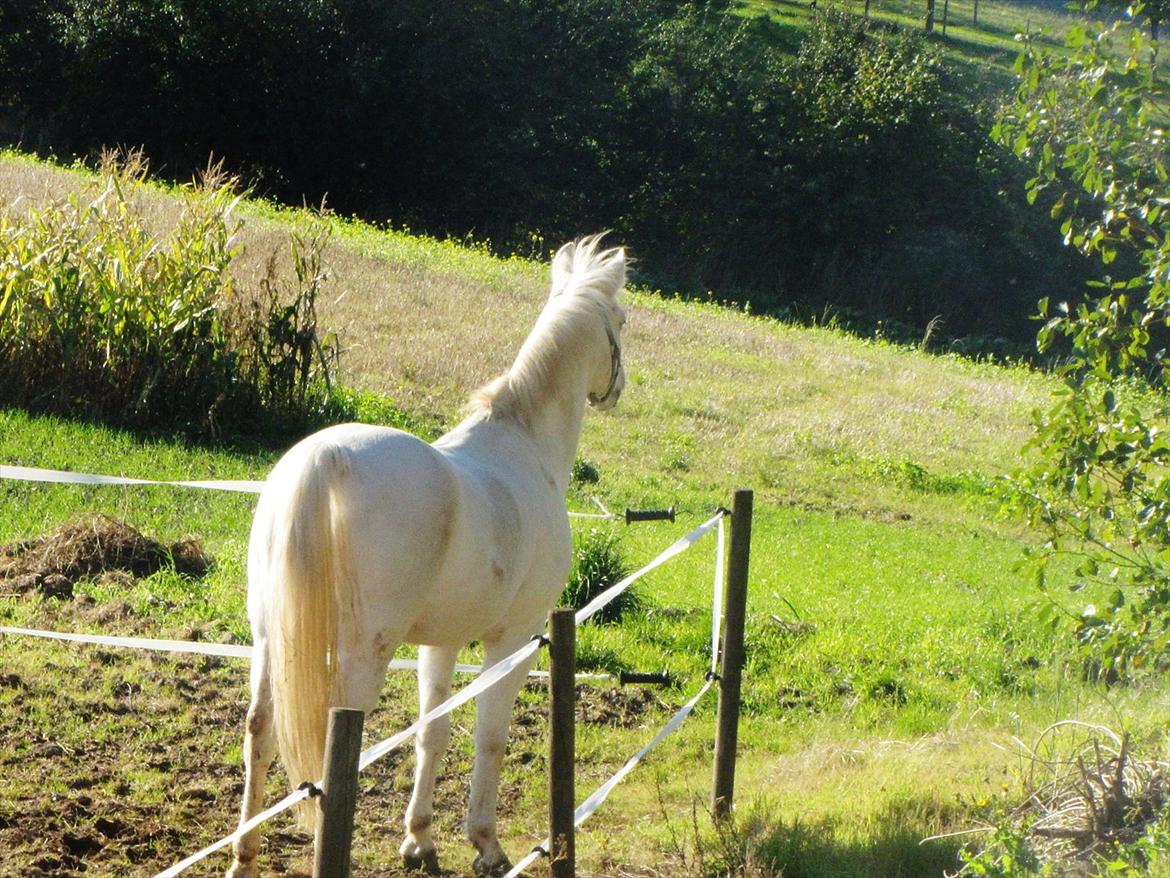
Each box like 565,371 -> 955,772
959,819 -> 1053,877
572,456 -> 601,484
0,0 -> 1087,343
0,152 -> 336,437
1098,805 -> 1170,876
994,8 -> 1170,677
959,805 -> 1170,877
561,527 -> 640,624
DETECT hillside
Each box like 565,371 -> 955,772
0,151 -> 1046,519
1,154 -> 1166,878
0,1 -> 1100,345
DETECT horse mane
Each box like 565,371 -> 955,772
470,235 -> 625,423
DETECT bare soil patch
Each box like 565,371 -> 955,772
0,524 -> 677,877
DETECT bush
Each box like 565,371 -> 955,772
995,10 -> 1170,677
571,456 -> 601,484
561,528 -> 641,624
0,151 -> 336,437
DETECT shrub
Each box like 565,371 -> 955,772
0,152 -> 336,437
222,213 -> 338,431
995,10 -> 1170,677
561,528 -> 640,624
571,456 -> 601,484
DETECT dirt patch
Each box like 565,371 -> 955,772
0,515 -> 211,597
576,685 -> 664,728
0,519 -> 685,876
0,642 -> 684,877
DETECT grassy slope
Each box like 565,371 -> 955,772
744,0 -> 1097,81
0,155 -> 1166,877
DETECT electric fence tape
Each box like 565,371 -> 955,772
0,626 -> 613,679
0,464 -> 614,518
504,515 -> 726,878
575,511 -> 724,626
151,512 -> 724,877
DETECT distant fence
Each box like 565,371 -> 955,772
0,463 -> 753,877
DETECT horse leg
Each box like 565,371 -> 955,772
400,643 -> 459,873
467,630 -> 538,877
226,644 -> 276,878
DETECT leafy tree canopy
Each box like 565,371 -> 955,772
995,3 -> 1170,677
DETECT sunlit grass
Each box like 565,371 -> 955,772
1,153 -> 1166,877
741,0 -> 1096,80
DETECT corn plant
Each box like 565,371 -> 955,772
0,151 -> 336,437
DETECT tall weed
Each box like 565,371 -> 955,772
0,151 -> 336,437
561,528 -> 640,623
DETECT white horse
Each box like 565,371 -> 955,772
225,235 -> 628,878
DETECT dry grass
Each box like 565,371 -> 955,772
0,153 -> 1047,517
0,151 -> 1043,527
304,220 -> 1048,524
0,515 -> 211,589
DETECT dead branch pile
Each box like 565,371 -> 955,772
944,721 -> 1169,876
1012,721 -> 1168,864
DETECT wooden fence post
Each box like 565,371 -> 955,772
313,708 -> 365,878
548,608 -> 577,878
712,488 -> 753,819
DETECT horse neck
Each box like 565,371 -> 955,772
499,314 -> 596,493
526,372 -> 589,494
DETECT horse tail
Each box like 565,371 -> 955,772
264,441 -> 355,829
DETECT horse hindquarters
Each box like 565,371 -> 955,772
227,441 -> 353,877
260,441 -> 384,828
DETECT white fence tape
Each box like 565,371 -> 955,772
151,638 -> 545,878
154,785 -> 313,878
710,516 -> 725,676
502,678 -> 717,878
569,496 -> 617,520
0,464 -> 614,519
0,464 -> 265,493
359,638 -> 542,771
151,510 -> 725,876
0,626 -> 610,680
0,503 -> 728,877
503,514 -> 727,878
575,511 -> 724,626
3,447 -> 730,876
0,625 -> 253,659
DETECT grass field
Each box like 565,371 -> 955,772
743,0 -> 1106,81
1,154 -> 1167,877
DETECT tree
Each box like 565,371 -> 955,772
1101,0 -> 1170,42
994,6 -> 1170,677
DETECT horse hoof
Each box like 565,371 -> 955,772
225,861 -> 259,878
472,852 -> 513,878
403,849 -> 441,874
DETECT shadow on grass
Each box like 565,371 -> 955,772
0,380 -> 444,464
682,796 -> 967,878
752,819 -> 961,878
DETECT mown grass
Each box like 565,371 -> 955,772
742,0 -> 1101,81
1,154 -> 1167,877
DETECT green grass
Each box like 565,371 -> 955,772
1,154 -> 1167,877
742,0 -> 1101,82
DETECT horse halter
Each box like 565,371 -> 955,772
588,322 -> 623,407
